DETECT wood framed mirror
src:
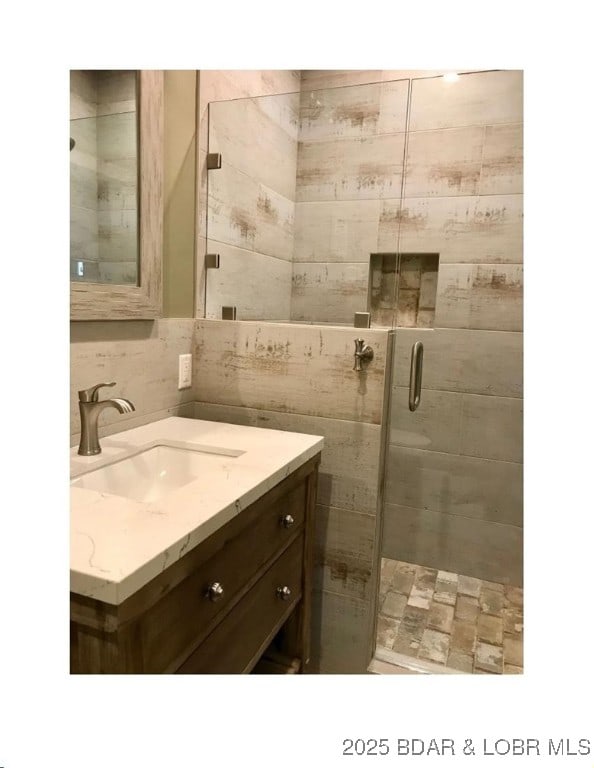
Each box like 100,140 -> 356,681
70,70 -> 163,320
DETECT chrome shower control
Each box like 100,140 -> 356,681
276,586 -> 292,601
353,338 -> 374,372
281,514 -> 295,528
207,582 -> 224,602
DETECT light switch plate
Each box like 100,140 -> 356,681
178,354 -> 192,389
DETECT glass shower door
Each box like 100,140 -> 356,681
377,70 -> 524,674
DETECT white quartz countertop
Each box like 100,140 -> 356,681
70,416 -> 323,605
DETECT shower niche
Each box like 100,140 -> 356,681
369,253 -> 439,328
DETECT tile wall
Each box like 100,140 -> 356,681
196,71 -> 301,319
293,79 -> 409,323
382,70 -> 524,585
192,318 -> 393,673
70,319 -> 195,446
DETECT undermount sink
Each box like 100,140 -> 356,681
70,443 -> 244,503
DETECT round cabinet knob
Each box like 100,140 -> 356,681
276,585 -> 292,601
207,582 -> 224,602
281,514 -> 295,528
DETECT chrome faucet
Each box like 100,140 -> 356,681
353,338 -> 374,372
77,382 -> 135,456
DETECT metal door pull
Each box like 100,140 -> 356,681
409,341 -> 424,411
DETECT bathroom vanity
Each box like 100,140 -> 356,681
70,417 -> 323,674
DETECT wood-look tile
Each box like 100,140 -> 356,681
409,71 -> 523,132
299,79 -> 408,141
290,262 -> 369,323
199,70 -> 300,142
310,590 -> 372,673
294,200 -> 380,263
194,320 -> 390,425
207,161 -> 294,261
389,387 -> 463,454
404,126 -> 484,198
192,401 -> 383,514
386,194 -> 523,264
435,264 -> 523,331
209,93 -> 299,200
70,70 -> 98,119
300,70 -> 384,91
479,123 -> 523,195
204,240 -> 292,322
392,327 -> 523,398
296,133 -> 406,202
382,502 -> 523,586
385,445 -> 523,526
314,504 -> 375,601
460,394 -> 523,463
70,318 -> 195,436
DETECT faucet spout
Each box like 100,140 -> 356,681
77,385 -> 135,456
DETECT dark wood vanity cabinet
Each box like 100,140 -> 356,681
70,453 -> 320,674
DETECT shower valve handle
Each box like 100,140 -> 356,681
353,338 -> 374,372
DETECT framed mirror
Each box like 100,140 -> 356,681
70,70 -> 163,320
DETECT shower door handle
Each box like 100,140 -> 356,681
409,341 -> 424,411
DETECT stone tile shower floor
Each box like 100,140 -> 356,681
376,558 -> 524,674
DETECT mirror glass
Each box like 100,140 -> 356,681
70,70 -> 139,286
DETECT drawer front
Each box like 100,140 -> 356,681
136,480 -> 306,672
177,535 -> 304,674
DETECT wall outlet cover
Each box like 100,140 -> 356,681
178,354 -> 192,389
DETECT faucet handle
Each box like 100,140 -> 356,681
78,382 -> 116,403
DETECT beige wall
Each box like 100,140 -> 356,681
163,70 -> 197,318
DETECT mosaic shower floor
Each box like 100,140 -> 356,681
376,558 -> 524,674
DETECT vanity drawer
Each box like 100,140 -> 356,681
176,535 -> 303,674
134,478 -> 306,672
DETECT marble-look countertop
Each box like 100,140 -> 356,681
70,417 -> 323,605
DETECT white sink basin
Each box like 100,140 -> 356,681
70,443 -> 244,503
